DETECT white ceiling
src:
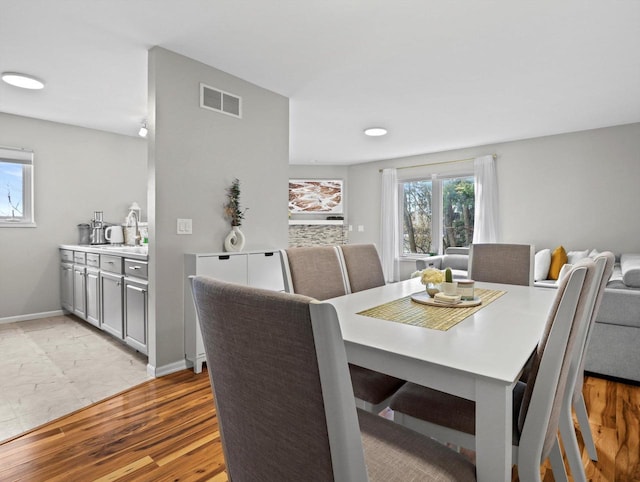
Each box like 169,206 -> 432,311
1,1 -> 639,165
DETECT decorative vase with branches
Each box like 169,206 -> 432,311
223,178 -> 247,251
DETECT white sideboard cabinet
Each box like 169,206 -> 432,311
184,250 -> 285,373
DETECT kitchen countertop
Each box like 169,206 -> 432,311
60,244 -> 148,260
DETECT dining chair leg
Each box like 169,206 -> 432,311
559,408 -> 587,482
549,437 -> 569,482
574,393 -> 598,461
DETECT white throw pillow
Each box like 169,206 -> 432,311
558,263 -> 574,281
588,249 -> 600,259
567,249 -> 589,264
534,249 -> 552,281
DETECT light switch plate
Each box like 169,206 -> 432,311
177,218 -> 192,234
357,225 -> 364,232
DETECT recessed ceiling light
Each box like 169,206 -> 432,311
1,72 -> 45,90
364,127 -> 387,137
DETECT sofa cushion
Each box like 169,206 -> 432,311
621,254 -> 640,288
534,249 -> 551,281
548,246 -> 568,280
606,264 -> 626,289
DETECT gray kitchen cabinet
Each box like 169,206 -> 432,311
72,264 -> 87,319
60,262 -> 74,312
124,258 -> 148,354
184,250 -> 284,373
85,267 -> 101,328
60,246 -> 148,353
100,270 -> 124,339
99,254 -> 125,336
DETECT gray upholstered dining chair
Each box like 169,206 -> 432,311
389,259 -> 596,482
559,251 -> 614,481
337,244 -> 386,293
281,246 -> 405,413
469,243 -> 535,286
281,246 -> 350,300
191,276 -> 476,482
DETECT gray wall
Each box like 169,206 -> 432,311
0,113 -> 146,320
344,123 -> 640,278
148,47 -> 289,372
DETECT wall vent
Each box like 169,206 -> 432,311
200,83 -> 242,118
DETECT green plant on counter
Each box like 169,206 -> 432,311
445,267 -> 453,283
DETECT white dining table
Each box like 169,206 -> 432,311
326,277 -> 557,482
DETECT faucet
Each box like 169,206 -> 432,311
127,211 -> 141,246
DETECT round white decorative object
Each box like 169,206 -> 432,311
224,226 -> 246,252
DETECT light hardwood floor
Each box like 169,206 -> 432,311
0,370 -> 637,481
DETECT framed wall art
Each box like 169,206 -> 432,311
288,179 -> 343,214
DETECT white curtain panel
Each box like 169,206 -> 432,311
473,155 -> 499,243
380,168 -> 399,282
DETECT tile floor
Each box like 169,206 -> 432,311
0,314 -> 152,442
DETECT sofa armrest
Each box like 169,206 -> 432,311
416,255 -> 444,270
596,287 -> 640,328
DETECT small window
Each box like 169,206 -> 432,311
0,146 -> 34,226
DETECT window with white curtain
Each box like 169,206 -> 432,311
0,146 -> 34,226
400,174 -> 474,255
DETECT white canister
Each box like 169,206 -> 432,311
458,280 -> 475,300
124,226 -> 138,245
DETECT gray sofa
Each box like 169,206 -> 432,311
535,251 -> 640,384
583,254 -> 640,383
416,248 -> 640,384
415,247 -> 469,279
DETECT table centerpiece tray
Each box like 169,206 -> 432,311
410,291 -> 482,307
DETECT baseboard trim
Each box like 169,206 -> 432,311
0,310 -> 65,325
147,359 -> 189,378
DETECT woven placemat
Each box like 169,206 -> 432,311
356,288 -> 506,331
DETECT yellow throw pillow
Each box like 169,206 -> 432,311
548,245 -> 568,280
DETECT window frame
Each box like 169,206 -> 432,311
0,146 -> 35,227
398,171 -> 474,258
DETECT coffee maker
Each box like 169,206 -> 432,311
90,211 -> 107,244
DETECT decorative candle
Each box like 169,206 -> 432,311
458,280 -> 475,301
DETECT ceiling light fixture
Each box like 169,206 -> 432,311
364,127 -> 387,137
138,121 -> 148,138
1,72 -> 45,90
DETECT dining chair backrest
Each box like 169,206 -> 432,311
338,244 -> 385,293
190,276 -> 367,480
558,252 -> 615,479
570,252 -> 614,396
516,259 -> 596,477
281,246 -> 349,300
469,243 -> 535,286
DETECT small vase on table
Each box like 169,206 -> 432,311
426,283 -> 441,298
